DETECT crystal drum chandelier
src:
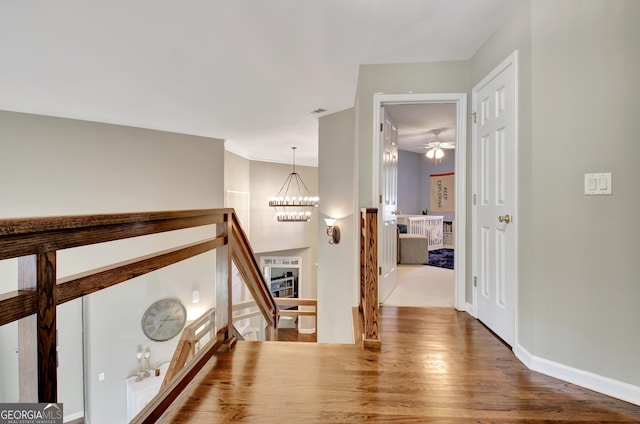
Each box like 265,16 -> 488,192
268,147 -> 319,222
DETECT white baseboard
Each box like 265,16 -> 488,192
465,302 -> 476,317
64,411 -> 84,423
514,343 -> 640,407
298,328 -> 316,334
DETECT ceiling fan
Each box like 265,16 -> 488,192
423,129 -> 455,159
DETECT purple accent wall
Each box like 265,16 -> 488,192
398,149 -> 455,221
398,150 -> 422,214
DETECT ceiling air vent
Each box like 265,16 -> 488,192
310,108 -> 326,114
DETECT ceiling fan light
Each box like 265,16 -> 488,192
435,148 -> 444,159
426,149 -> 435,159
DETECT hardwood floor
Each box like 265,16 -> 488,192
271,327 -> 317,342
159,307 -> 640,423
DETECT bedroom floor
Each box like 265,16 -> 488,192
383,263 -> 454,307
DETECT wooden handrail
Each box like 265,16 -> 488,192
162,308 -> 216,388
0,208 -> 278,414
134,328 -> 227,424
275,297 -> 318,336
229,213 -> 277,328
0,209 -> 227,261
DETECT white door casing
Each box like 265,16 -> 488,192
372,93 -> 467,311
472,51 -> 518,347
378,107 -> 398,302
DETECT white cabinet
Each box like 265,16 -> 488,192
443,220 -> 454,247
125,362 -> 169,422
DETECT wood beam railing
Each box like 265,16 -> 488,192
0,209 -> 278,417
360,208 -> 381,349
275,298 -> 317,334
229,213 -> 277,329
162,308 -> 216,388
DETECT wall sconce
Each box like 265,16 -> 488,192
324,218 -> 340,244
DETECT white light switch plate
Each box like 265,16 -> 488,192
584,172 -> 612,195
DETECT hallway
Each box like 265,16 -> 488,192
383,264 -> 454,307
158,307 -> 640,423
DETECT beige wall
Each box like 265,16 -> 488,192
249,159 -> 318,325
317,108 -> 357,343
249,159 -> 318,255
223,153 -> 319,331
225,150 -> 251,194
527,0 -> 640,386
0,111 -> 224,423
356,61 -> 470,208
317,62 -> 468,342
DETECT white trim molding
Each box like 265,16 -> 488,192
465,302 -> 476,318
372,92 -> 467,312
515,344 -> 640,407
64,411 -> 84,423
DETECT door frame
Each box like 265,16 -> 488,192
372,93 -> 467,311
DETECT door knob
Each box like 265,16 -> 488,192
498,214 -> 511,224
392,210 -> 401,215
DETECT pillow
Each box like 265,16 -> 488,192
397,224 -> 407,234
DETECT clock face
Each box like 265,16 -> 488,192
141,298 -> 187,341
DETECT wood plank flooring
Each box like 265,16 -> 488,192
159,307 -> 640,423
271,327 -> 317,342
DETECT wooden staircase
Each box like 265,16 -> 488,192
0,209 -> 289,422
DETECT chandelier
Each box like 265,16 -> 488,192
268,147 -> 319,222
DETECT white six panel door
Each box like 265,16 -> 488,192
473,52 -> 518,347
379,107 -> 398,303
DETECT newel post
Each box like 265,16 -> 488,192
216,212 -> 233,340
361,208 -> 381,350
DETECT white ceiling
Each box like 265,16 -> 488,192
0,0 -> 519,166
386,103 -> 457,154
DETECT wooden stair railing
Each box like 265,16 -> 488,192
359,208 -> 381,349
162,308 -> 216,388
229,212 -> 277,332
0,208 -> 278,422
275,297 -> 317,334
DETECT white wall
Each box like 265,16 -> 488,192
0,110 -> 224,423
317,108 -> 357,343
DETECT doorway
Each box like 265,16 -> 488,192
372,93 -> 467,311
260,255 -> 302,330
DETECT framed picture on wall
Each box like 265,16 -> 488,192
429,172 -> 454,212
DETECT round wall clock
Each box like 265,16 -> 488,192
141,298 -> 187,341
